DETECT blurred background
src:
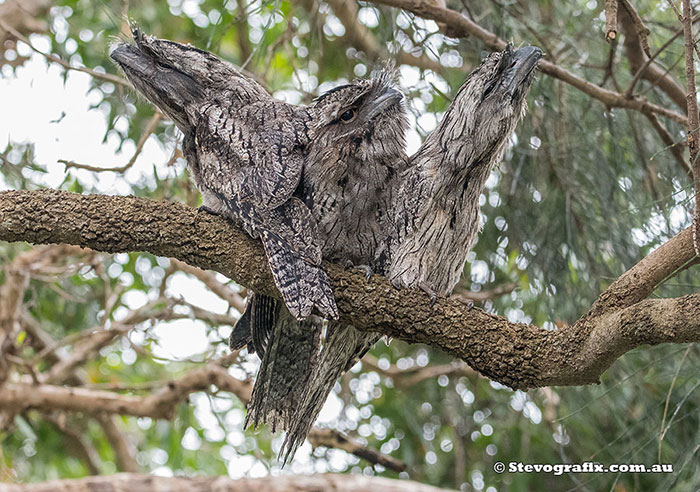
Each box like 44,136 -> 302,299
0,0 -> 699,490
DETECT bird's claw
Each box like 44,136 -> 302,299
343,261 -> 373,281
457,297 -> 475,310
419,281 -> 438,307
356,264 -> 373,281
197,205 -> 215,215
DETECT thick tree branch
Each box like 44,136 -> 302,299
1,190 -> 699,390
587,227 -> 696,316
0,473 -> 456,492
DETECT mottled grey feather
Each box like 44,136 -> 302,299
273,70 -> 410,460
388,45 -> 542,296
282,47 -> 541,460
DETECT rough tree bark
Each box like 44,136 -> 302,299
1,189 -> 698,391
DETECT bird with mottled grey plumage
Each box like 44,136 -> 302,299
273,70 -> 409,460
279,45 -> 542,460
231,44 -> 542,461
110,29 -> 541,464
232,69 -> 409,461
110,28 -> 338,326
388,45 -> 542,298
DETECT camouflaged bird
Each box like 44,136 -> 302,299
280,45 -> 542,460
238,45 -> 542,461
387,45 -> 542,298
111,29 -> 407,461
111,28 -> 338,324
274,70 -> 409,460
231,70 -> 409,461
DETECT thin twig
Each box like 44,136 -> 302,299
658,345 -> 691,461
625,13 -> 700,98
308,428 -> 407,472
170,258 -> 247,312
60,113 -> 163,174
680,0 -> 700,255
644,112 -> 692,179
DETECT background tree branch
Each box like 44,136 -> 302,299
0,473 -> 456,492
365,0 -> 688,125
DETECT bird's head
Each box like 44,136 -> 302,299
110,27 -> 267,131
477,44 -> 542,108
309,69 -> 408,165
446,45 -> 542,167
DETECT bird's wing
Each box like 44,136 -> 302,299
260,225 -> 337,320
193,114 -> 337,319
236,126 -> 305,210
195,102 -> 309,211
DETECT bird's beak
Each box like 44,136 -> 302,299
110,42 -> 155,82
110,28 -> 203,129
504,46 -> 542,98
366,87 -> 404,121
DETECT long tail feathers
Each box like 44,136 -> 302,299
244,304 -> 322,433
278,324 -> 381,463
235,299 -> 381,464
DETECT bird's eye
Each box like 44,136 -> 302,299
339,109 -> 356,122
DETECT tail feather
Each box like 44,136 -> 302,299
229,293 -> 278,356
245,307 -> 323,433
229,302 -> 252,351
279,323 -> 381,462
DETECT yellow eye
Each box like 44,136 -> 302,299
339,109 -> 356,122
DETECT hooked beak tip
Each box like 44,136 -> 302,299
504,45 -> 542,97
